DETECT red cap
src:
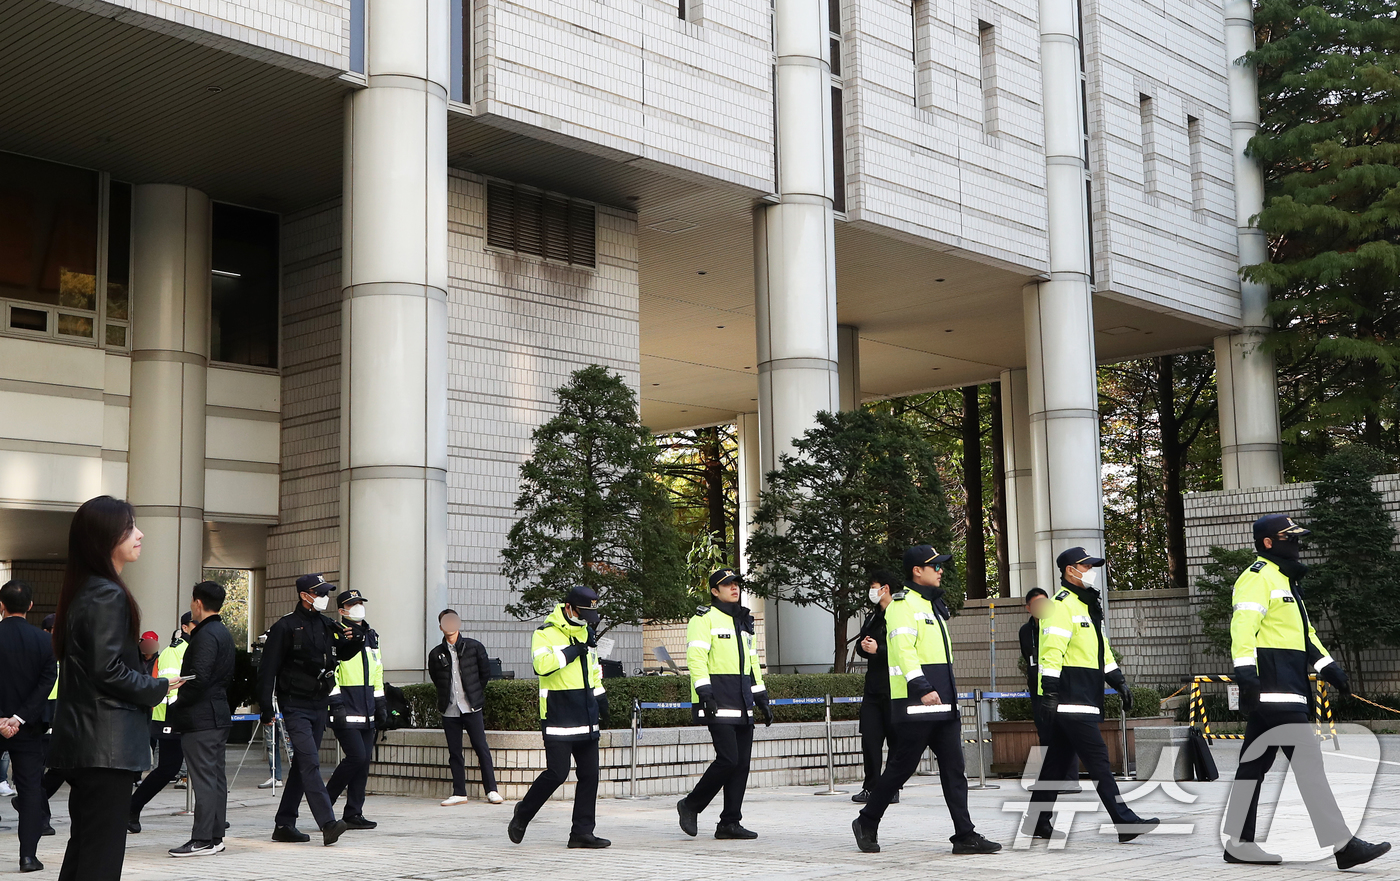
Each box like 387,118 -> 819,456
140,630 -> 160,641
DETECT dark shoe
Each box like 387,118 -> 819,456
322,819 -> 348,846
169,839 -> 220,857
19,857 -> 43,873
891,791 -> 900,805
128,811 -> 141,834
508,804 -> 527,844
852,817 -> 880,853
344,815 -> 378,830
272,824 -> 311,843
851,789 -> 870,804
951,832 -> 1003,854
1117,817 -> 1159,843
1336,837 -> 1391,870
568,832 -> 612,848
1223,840 -> 1281,864
715,822 -> 758,840
677,797 -> 698,837
1028,817 -> 1054,840
41,823 -> 55,837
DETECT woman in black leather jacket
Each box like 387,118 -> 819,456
47,496 -> 176,881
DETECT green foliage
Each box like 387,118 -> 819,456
203,568 -> 250,650
684,530 -> 730,606
997,686 -> 1162,721
501,365 -> 690,632
1304,445 -> 1400,686
1195,546 -> 1261,658
744,410 -> 958,671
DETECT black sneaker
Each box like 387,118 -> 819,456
1028,817 -> 1054,840
127,812 -> 141,834
344,815 -> 378,830
715,822 -> 758,840
677,797 -> 698,837
851,789 -> 870,804
508,804 -> 527,844
568,832 -> 612,848
1223,840 -> 1281,864
169,839 -> 221,857
852,817 -> 880,853
272,824 -> 310,843
951,832 -> 1002,854
321,819 -> 348,846
1117,817 -> 1159,843
1336,837 -> 1391,870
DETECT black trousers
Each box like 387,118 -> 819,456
130,735 -> 183,814
1029,695 -> 1052,746
859,696 -> 899,792
859,717 -> 973,838
516,738 -> 599,836
1026,712 -> 1134,826
1224,708 -> 1350,847
182,727 -> 229,843
57,767 -> 131,881
444,712 -> 498,795
276,706 -> 335,829
327,726 -> 375,819
7,732 -> 44,859
685,723 -> 754,825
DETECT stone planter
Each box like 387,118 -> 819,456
988,715 -> 1176,776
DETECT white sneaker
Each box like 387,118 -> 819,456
486,791 -> 504,805
441,794 -> 471,806
258,778 -> 277,790
0,782 -> 15,797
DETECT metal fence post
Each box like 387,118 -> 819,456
623,698 -> 650,800
966,691 -> 999,790
814,694 -> 846,795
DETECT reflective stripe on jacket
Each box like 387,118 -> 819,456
686,604 -> 765,724
1231,555 -> 1332,704
532,604 -> 604,741
886,583 -> 957,721
329,623 -> 384,729
1038,584 -> 1114,715
151,642 -> 188,723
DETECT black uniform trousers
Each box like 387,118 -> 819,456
516,738 -> 599,836
859,716 -> 973,838
1026,712 -> 1134,826
6,731 -> 44,860
1224,707 -> 1350,847
130,734 -> 183,815
56,767 -> 131,881
1029,695 -> 1052,746
275,706 -> 335,829
443,711 -> 498,795
859,695 -> 900,793
327,725 -> 376,819
685,723 -> 754,825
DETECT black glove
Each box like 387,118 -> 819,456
696,685 -> 718,721
559,642 -> 586,664
1235,665 -> 1261,712
596,694 -> 610,727
375,697 -> 389,729
756,697 -> 774,727
1040,676 -> 1060,717
1105,669 -> 1132,713
1318,662 -> 1352,697
586,626 -> 599,648
1120,688 -> 1135,714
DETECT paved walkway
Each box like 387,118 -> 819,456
4,733 -> 1398,879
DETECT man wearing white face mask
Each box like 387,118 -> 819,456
257,574 -> 364,847
325,589 -> 385,830
851,570 -> 902,804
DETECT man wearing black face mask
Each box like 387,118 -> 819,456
1221,515 -> 1390,869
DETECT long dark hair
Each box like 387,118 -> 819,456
53,496 -> 141,659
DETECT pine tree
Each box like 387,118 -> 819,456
501,365 -> 689,632
743,409 -> 958,671
1195,547 -> 1260,659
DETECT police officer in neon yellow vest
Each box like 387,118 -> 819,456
129,614 -> 193,832
1221,515 -> 1390,869
325,589 -> 385,831
508,585 -> 610,849
676,568 -> 770,841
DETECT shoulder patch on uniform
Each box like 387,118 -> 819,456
535,622 -> 553,631
695,604 -> 711,615
890,589 -> 907,601
1249,560 -> 1267,572
1055,590 -> 1070,601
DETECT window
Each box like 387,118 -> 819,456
486,181 -> 596,268
912,0 -> 933,109
0,152 -> 100,340
1187,115 -> 1205,212
211,203 -> 279,368
830,0 -> 845,213
1139,95 -> 1159,194
350,0 -> 366,74
106,181 -> 131,348
978,21 -> 998,135
451,0 -> 469,102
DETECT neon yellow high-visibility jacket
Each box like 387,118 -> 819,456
151,641 -> 188,729
329,621 -> 385,729
532,604 -> 605,742
886,582 -> 958,722
1038,583 -> 1116,715
687,603 -> 766,724
1231,555 -> 1333,706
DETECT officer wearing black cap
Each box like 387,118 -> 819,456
509,585 -> 611,849
1022,547 -> 1157,843
852,545 -> 1001,855
325,589 -> 385,831
257,573 -> 364,847
676,568 -> 769,841
1221,515 -> 1390,869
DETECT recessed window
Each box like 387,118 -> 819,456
0,152 -> 99,312
486,181 -> 596,268
106,180 -> 131,349
9,306 -> 47,332
979,21 -> 998,136
211,203 -> 279,368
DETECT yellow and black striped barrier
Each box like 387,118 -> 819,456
1187,674 -> 1336,744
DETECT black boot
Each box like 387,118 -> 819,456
508,804 -> 527,844
715,822 -> 758,840
1335,838 -> 1391,870
568,832 -> 612,848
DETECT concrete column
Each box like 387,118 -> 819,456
125,184 -> 210,631
837,325 -> 861,412
1026,0 -> 1104,592
1216,0 -> 1282,489
248,567 -> 267,649
341,0 -> 450,679
735,412 -> 763,574
999,369 -> 1038,596
754,0 -> 841,672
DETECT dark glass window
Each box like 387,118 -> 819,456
350,0 -> 366,74
211,203 -> 279,368
831,86 -> 846,213
0,152 -> 99,315
451,0 -> 467,102
106,181 -> 131,347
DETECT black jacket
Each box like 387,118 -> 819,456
854,607 -> 890,699
169,615 -> 235,732
0,614 -> 57,738
258,603 -> 362,712
47,576 -> 169,771
1019,617 -> 1039,696
428,635 -> 490,713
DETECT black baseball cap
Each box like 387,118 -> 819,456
1253,513 -> 1310,542
296,573 -> 336,596
41,613 -> 54,631
903,545 -> 952,572
563,585 -> 601,625
709,568 -> 741,590
180,611 -> 193,626
337,588 -> 368,608
1056,547 -> 1106,572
